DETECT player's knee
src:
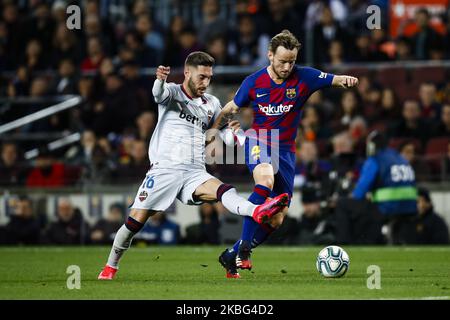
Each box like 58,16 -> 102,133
255,163 -> 274,179
254,165 -> 275,189
128,209 -> 154,230
260,178 -> 274,190
216,183 -> 234,202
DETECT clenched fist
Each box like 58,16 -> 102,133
156,65 -> 170,81
333,75 -> 359,89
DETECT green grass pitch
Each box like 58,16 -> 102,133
0,246 -> 449,300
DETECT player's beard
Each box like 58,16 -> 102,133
188,78 -> 205,97
273,66 -> 291,80
270,63 -> 291,80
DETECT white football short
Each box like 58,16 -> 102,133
130,167 -> 215,211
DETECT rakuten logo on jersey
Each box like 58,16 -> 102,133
258,104 -> 294,116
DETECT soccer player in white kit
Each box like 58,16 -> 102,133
98,52 -> 288,280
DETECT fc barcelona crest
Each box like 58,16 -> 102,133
286,88 -> 296,99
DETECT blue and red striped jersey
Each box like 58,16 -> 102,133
234,66 -> 334,152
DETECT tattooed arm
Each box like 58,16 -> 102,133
211,100 -> 240,130
205,100 -> 240,146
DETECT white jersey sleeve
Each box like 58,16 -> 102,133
152,79 -> 178,106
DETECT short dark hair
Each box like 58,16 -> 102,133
269,30 -> 301,53
398,139 -> 416,153
185,51 -> 215,67
418,187 -> 431,203
109,202 -> 125,216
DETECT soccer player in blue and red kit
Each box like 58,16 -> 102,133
214,30 -> 359,278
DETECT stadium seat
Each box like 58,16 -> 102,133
376,67 -> 407,88
346,67 -> 370,79
411,67 -> 448,86
64,165 -> 83,185
424,137 -> 450,177
426,137 -> 450,156
395,83 -> 419,104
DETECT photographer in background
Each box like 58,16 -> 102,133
334,131 -> 418,244
90,203 -> 125,245
396,188 -> 449,244
323,132 -> 362,210
295,184 -> 336,245
41,197 -> 90,245
184,203 -> 221,245
0,196 -> 40,245
294,140 -> 331,189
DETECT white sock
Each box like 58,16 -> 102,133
106,225 -> 136,268
221,188 -> 257,217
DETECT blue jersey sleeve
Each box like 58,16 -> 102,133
233,76 -> 253,108
301,67 -> 334,92
352,157 -> 379,200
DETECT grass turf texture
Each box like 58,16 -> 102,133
0,246 -> 449,300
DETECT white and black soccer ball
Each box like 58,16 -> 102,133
219,128 -> 246,147
316,245 -> 350,278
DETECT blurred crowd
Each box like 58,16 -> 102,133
0,0 -> 449,247
1,0 -> 450,73
0,185 -> 448,246
0,195 -> 226,245
0,0 -> 449,188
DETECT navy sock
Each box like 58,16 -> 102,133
248,184 -> 271,205
251,223 -> 276,248
222,248 -> 237,261
251,194 -> 291,248
232,184 -> 271,252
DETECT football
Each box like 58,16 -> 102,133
316,245 -> 350,278
220,128 -> 237,146
219,128 -> 246,147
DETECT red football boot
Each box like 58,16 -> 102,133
235,240 -> 253,270
252,193 -> 289,224
98,265 -> 118,280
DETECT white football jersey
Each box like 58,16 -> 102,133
149,83 -> 222,170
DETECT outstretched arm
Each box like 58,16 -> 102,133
211,100 -> 240,130
332,75 -> 359,89
206,100 -> 241,146
152,65 -> 172,104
